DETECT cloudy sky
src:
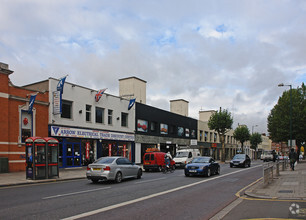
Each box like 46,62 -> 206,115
1,0 -> 305,134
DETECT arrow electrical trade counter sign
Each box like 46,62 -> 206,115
51,126 -> 135,141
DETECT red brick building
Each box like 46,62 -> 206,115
0,62 -> 49,172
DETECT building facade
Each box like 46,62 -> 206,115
25,78 -> 135,168
0,63 -> 49,172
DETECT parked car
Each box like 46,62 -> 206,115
230,154 -> 251,168
86,156 -> 142,183
184,156 -> 220,177
143,151 -> 175,172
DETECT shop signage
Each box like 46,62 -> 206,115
53,91 -> 61,114
51,126 -> 135,141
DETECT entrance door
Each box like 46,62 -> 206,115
65,143 -> 81,167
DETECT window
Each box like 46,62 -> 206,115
151,122 -> 157,132
121,112 -> 128,127
96,107 -> 104,123
205,132 -> 208,142
169,125 -> 175,134
61,100 -> 72,119
108,109 -> 113,125
137,119 -> 148,132
86,105 -> 91,122
214,133 -> 217,142
200,130 -> 203,141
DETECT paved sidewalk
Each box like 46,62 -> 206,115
245,160 -> 306,200
0,167 -> 87,187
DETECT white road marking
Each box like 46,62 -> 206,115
134,177 -> 166,184
42,187 -> 111,200
62,165 -> 261,220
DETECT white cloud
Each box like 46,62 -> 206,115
1,0 -> 305,134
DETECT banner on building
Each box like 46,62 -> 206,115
95,88 -> 107,102
53,91 -> 62,114
57,75 -> 67,94
51,126 -> 135,141
28,93 -> 38,114
128,98 -> 136,110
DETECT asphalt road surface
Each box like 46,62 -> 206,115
0,162 -> 263,220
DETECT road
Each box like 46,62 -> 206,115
0,162 -> 263,220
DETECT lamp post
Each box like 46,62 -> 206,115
252,125 -> 258,134
278,83 -> 292,149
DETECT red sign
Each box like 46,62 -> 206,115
109,144 -> 112,156
211,143 -> 217,148
85,142 -> 90,159
23,117 -> 28,125
123,144 -> 126,157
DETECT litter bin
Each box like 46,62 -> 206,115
0,157 -> 9,173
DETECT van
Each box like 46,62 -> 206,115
143,152 -> 175,172
173,149 -> 200,168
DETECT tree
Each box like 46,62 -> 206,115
233,125 -> 250,153
208,108 -> 233,162
268,83 -> 306,157
250,132 -> 262,160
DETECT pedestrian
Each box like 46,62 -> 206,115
272,150 -> 276,162
289,148 -> 297,171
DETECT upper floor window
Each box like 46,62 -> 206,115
121,112 -> 128,127
61,100 -> 72,119
96,107 -> 104,124
108,109 -> 113,125
86,105 -> 91,122
200,130 -> 203,141
214,133 -> 217,142
204,132 -> 208,142
151,121 -> 157,132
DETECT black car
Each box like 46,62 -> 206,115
230,154 -> 251,168
184,156 -> 220,177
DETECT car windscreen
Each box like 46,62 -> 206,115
94,157 -> 115,164
233,155 -> 245,159
192,158 -> 210,163
175,152 -> 189,157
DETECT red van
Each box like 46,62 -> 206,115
143,152 -> 175,172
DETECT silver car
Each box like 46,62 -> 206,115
86,156 -> 142,183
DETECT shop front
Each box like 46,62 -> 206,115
50,126 -> 135,168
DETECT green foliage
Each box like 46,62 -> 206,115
208,108 -> 233,135
268,83 -> 306,146
233,126 -> 250,148
250,132 -> 262,150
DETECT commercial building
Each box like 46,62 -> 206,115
24,78 -> 135,168
197,110 -> 238,160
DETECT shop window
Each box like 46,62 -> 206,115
86,105 -> 91,122
121,112 -> 128,127
108,109 -> 113,125
95,107 -> 104,124
21,111 -> 32,143
61,100 -> 72,119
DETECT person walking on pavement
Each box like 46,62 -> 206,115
289,148 -> 297,171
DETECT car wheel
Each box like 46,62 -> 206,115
91,179 -> 99,183
115,172 -> 122,183
185,173 -> 190,177
137,169 -> 142,179
158,166 -> 162,172
230,164 -> 233,168
206,168 -> 211,177
244,162 -> 248,168
248,162 -> 251,167
216,166 -> 220,175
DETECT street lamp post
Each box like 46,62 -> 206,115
252,125 -> 258,134
278,83 -> 292,149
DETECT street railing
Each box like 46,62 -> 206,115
262,159 -> 289,186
